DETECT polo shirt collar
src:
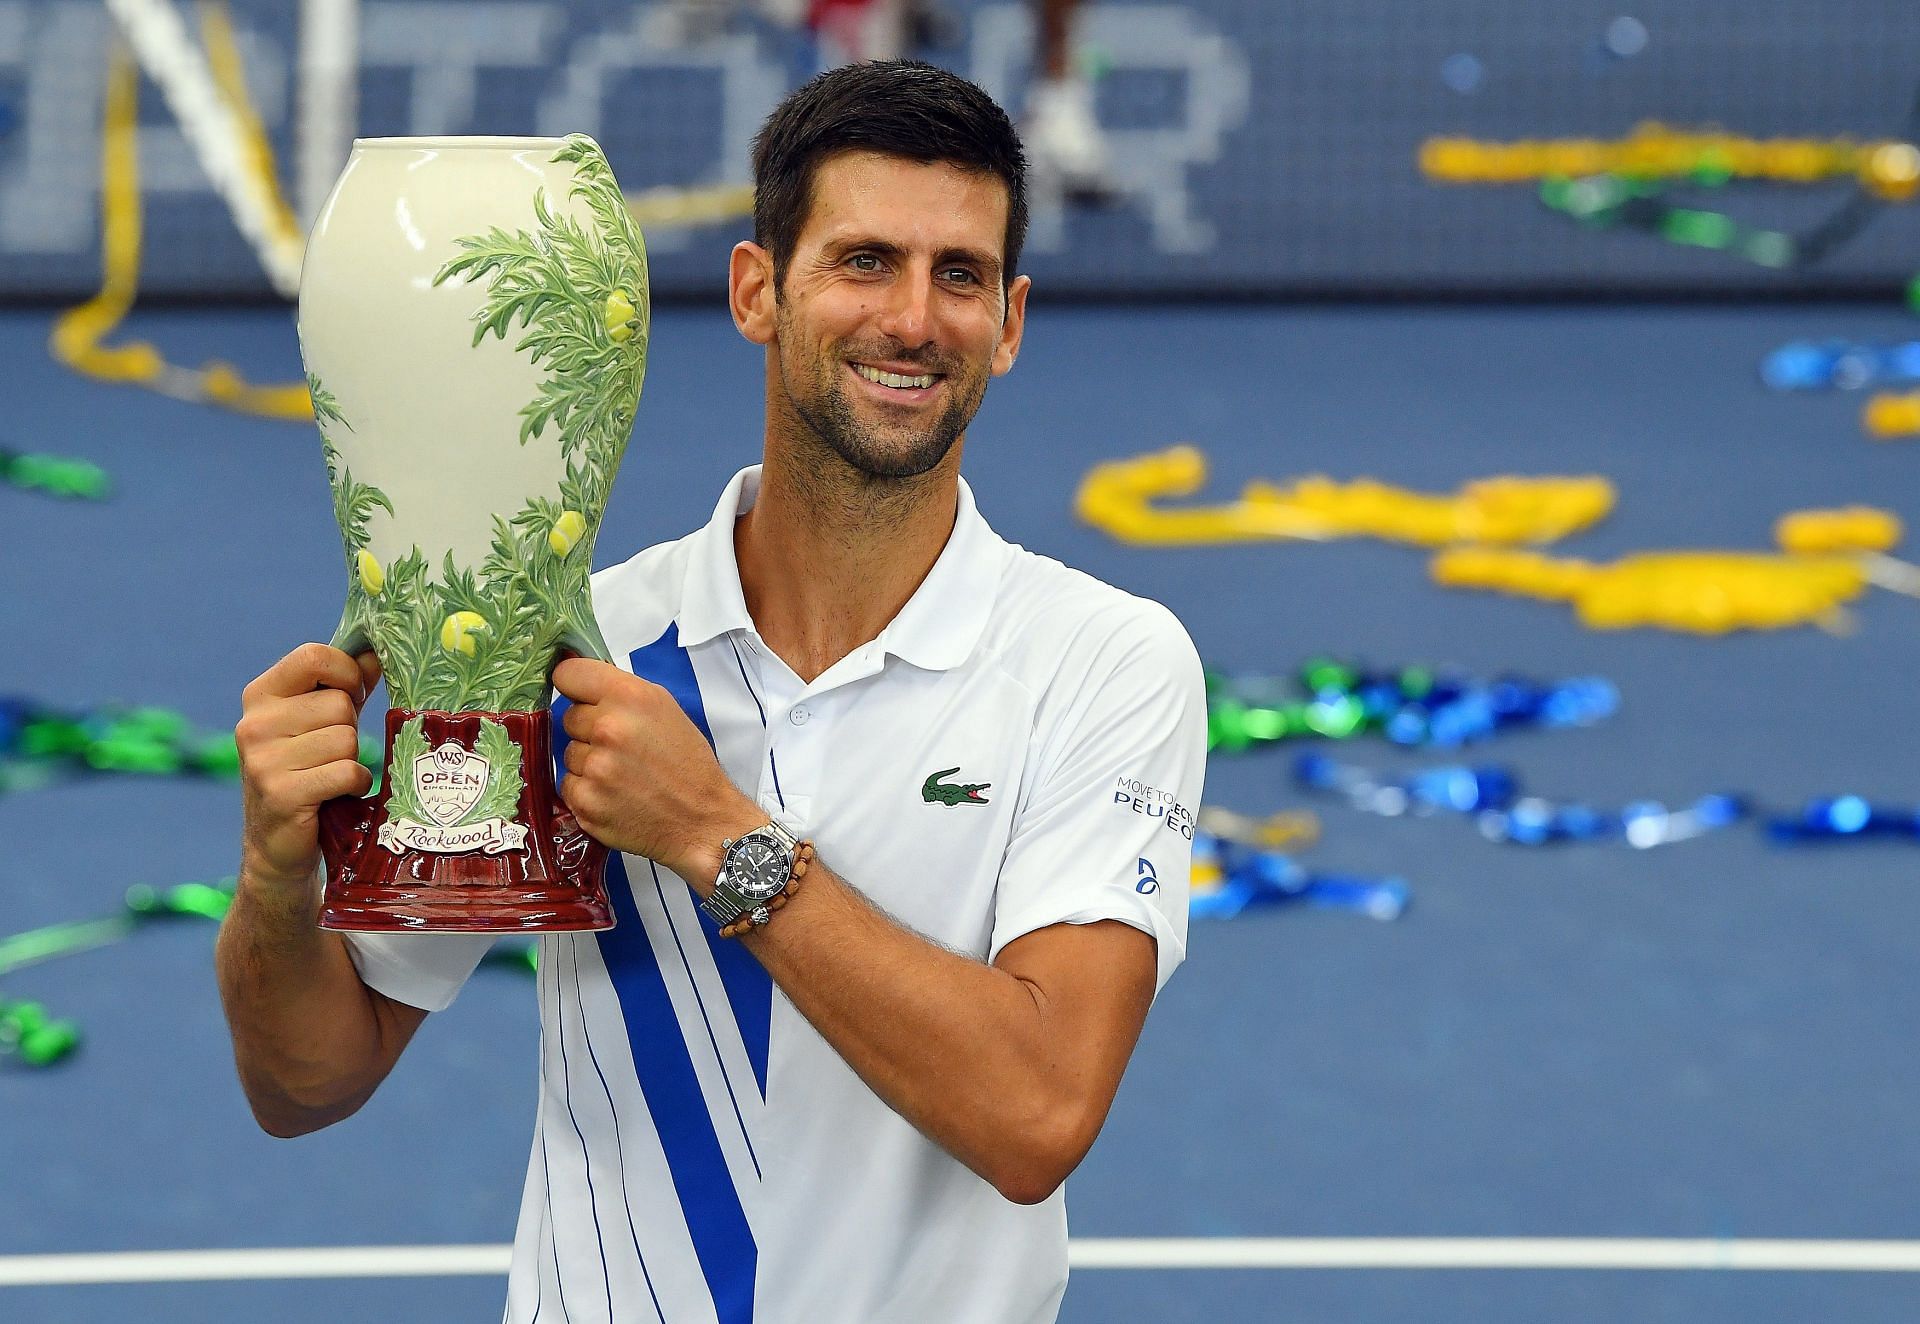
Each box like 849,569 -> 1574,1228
674,465 -> 1004,673
674,466 -> 760,650
876,476 -> 1002,671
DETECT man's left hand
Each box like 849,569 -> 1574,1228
553,657 -> 762,888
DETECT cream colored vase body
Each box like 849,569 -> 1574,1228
298,134 -> 649,932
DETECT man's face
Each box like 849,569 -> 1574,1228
764,151 -> 1028,480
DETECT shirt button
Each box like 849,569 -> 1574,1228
789,707 -> 811,726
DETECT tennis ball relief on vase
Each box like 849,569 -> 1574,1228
298,134 -> 647,933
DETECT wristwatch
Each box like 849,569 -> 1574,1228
701,820 -> 800,930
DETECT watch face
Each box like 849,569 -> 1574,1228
727,835 -> 790,901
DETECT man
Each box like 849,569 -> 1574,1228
219,60 -> 1204,1324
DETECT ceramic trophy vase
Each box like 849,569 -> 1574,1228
298,135 -> 648,932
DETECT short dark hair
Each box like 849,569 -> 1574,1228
751,60 -> 1029,291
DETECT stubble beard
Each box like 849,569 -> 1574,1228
773,308 -> 988,485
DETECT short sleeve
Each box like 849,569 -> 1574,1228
341,930 -> 496,1012
988,600 -> 1207,993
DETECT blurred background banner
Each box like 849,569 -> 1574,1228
6,0 -> 1920,301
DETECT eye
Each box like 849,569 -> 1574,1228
941,267 -> 979,285
848,253 -> 883,272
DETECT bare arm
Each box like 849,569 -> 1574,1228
738,860 -> 1156,1205
554,658 -> 1160,1204
215,643 -> 427,1137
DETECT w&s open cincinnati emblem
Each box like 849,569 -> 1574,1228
377,716 -> 530,856
419,739 -> 487,826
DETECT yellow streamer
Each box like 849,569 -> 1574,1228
199,0 -> 304,252
51,4 -> 312,420
54,3 -> 753,425
1864,391 -> 1920,439
1421,121 -> 1920,201
1194,807 -> 1321,852
628,183 -> 755,228
1077,448 -> 1907,635
1076,446 -> 1614,548
1431,547 -> 1874,634
1774,506 -> 1902,556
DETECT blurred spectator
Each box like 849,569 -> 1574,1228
644,0 -> 1117,198
1024,0 -> 1113,196
808,0 -> 909,62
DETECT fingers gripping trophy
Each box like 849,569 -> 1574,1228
298,135 -> 647,931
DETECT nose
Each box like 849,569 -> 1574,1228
875,267 -> 935,351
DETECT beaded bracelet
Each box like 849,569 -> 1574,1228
717,840 -> 817,939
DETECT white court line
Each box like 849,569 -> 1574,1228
8,1239 -> 1920,1286
0,1245 -> 510,1286
1068,1239 -> 1920,1271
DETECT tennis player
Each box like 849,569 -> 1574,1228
220,60 -> 1204,1323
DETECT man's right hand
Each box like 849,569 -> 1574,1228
236,643 -> 381,891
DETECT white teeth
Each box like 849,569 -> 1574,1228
854,364 -> 936,390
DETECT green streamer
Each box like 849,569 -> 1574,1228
1,878 -> 537,1069
0,916 -> 136,976
0,448 -> 110,500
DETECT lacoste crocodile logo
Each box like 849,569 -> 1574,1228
922,767 -> 991,807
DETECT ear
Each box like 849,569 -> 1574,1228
991,273 -> 1031,377
730,241 -> 776,346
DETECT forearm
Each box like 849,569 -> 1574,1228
556,662 -> 1165,1202
214,862 -> 407,1136
742,865 -> 1101,1203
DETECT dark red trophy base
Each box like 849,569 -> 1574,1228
317,708 -> 614,933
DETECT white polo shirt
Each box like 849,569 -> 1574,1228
344,466 -> 1206,1324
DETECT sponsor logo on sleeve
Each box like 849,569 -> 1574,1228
1135,858 -> 1160,894
1112,774 -> 1195,840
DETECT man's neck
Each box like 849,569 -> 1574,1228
734,443 -> 961,684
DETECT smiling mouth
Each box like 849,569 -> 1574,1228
851,362 -> 942,391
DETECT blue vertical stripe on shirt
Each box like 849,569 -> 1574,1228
548,624 -> 772,1321
627,626 -> 774,1095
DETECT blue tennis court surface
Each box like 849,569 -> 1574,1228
4,299 -> 1920,1322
